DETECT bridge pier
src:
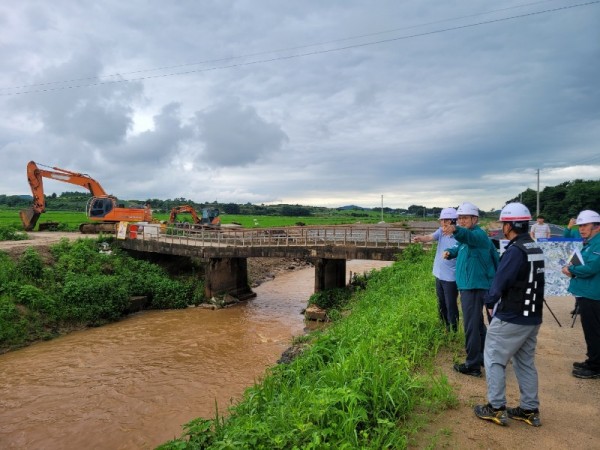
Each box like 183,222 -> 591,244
314,258 -> 347,292
205,257 -> 256,301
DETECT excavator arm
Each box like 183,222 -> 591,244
169,205 -> 201,224
20,161 -> 109,231
168,205 -> 220,229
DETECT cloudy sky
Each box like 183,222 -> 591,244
1,0 -> 599,212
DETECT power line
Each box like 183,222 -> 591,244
569,154 -> 600,166
1,0 -> 598,97
0,0 -> 565,92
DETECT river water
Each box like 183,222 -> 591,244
0,260 -> 391,450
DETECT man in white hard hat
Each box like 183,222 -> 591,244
413,208 -> 460,331
443,202 -> 499,377
561,209 -> 600,379
473,203 -> 544,427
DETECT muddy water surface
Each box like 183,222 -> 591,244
0,260 -> 391,449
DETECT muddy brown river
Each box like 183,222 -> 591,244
0,260 -> 391,450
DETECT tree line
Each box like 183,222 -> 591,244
507,179 -> 600,224
1,178 -> 598,221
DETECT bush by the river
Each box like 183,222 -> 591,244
159,244 -> 458,449
0,225 -> 28,241
0,238 -> 203,352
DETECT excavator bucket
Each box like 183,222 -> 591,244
20,207 -> 41,231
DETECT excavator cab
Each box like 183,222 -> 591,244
87,197 -> 115,218
202,208 -> 221,228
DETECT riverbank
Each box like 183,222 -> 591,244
0,255 -> 388,449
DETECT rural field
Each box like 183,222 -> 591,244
0,206 -> 434,232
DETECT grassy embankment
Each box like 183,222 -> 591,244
159,245 -> 459,449
0,237 -> 204,353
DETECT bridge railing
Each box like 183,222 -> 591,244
135,225 -> 415,248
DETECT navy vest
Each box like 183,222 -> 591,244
497,236 -> 545,317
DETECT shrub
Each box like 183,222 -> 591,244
308,288 -> 351,310
0,225 -> 28,241
61,274 -> 130,324
0,296 -> 27,345
16,247 -> 45,281
0,252 -> 17,294
15,284 -> 57,316
147,278 -> 192,309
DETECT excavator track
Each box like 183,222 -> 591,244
79,223 -> 117,234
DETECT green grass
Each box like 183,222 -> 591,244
0,209 -> 91,232
0,207 -> 420,232
158,245 -> 459,449
217,213 -> 398,228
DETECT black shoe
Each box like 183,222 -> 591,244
507,406 -> 541,427
474,403 -> 508,426
453,363 -> 482,377
573,361 -> 591,370
573,367 -> 600,379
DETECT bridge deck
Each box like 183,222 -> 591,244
120,224 -> 430,260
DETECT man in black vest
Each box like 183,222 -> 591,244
474,202 -> 544,427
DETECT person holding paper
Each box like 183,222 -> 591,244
561,210 -> 600,379
564,217 -> 583,315
474,203 -> 545,427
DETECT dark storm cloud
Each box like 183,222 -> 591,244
10,51 -> 143,146
117,103 -> 193,165
195,99 -> 289,167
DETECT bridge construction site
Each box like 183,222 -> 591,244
120,223 -> 433,301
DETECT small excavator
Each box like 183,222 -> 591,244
168,205 -> 221,229
20,161 -> 153,233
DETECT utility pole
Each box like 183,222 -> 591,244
536,168 -> 540,217
380,195 -> 384,223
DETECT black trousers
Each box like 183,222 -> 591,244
578,297 -> 600,370
435,278 -> 459,331
460,289 -> 487,368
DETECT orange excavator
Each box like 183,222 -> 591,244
20,161 -> 152,233
168,205 -> 221,229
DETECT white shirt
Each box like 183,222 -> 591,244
531,222 -> 550,239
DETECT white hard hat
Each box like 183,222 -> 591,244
576,210 -> 600,225
439,207 -> 458,220
499,203 -> 531,222
457,202 -> 479,217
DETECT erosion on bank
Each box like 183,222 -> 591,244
0,234 -> 315,354
159,245 -> 458,449
0,237 -> 206,353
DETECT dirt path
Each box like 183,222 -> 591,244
413,296 -> 600,449
0,231 -> 82,250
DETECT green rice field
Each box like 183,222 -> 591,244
0,207 -> 412,231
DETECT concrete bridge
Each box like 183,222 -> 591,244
120,224 -> 427,300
